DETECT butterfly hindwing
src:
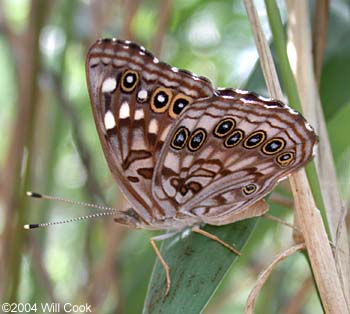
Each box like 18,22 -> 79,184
152,93 -> 317,224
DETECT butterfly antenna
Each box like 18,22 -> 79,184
24,210 -> 118,230
26,191 -> 118,212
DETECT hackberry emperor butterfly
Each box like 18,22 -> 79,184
86,38 -> 317,293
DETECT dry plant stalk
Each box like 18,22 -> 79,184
244,243 -> 306,314
243,0 -> 349,312
286,1 -> 350,305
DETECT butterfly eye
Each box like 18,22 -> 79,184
214,118 -> 236,138
243,184 -> 257,195
276,151 -> 295,167
121,70 -> 139,93
188,128 -> 207,152
151,87 -> 172,113
243,130 -> 266,149
171,127 -> 190,150
169,94 -> 191,118
224,129 -> 244,148
262,138 -> 286,155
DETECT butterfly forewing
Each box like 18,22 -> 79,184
152,93 -> 317,224
86,39 -> 214,225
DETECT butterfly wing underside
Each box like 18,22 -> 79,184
152,92 -> 318,225
86,39 -> 214,225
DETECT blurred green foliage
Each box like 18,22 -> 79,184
0,0 -> 349,313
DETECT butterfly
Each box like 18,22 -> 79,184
85,38 -> 317,294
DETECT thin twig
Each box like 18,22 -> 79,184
244,243 -> 306,314
268,191 -> 293,208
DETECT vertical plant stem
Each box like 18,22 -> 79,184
264,0 -> 329,235
151,0 -> 173,55
1,0 -> 48,302
264,0 -> 301,109
243,0 -> 349,312
121,0 -> 141,39
286,0 -> 350,306
312,0 -> 329,85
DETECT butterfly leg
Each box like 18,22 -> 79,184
191,226 -> 241,256
150,239 -> 171,296
149,230 -> 180,296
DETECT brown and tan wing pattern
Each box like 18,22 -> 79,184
86,38 -> 214,224
152,92 -> 318,225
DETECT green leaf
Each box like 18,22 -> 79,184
143,218 -> 258,314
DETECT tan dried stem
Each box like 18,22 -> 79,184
90,0 -> 119,39
121,0 -> 141,40
312,0 -> 329,85
244,243 -> 306,314
286,0 -> 350,307
244,0 -> 349,312
151,0 -> 173,55
0,0 -> 48,301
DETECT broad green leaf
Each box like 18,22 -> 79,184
143,219 -> 257,314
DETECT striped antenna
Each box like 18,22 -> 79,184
24,211 -> 118,229
24,191 -> 120,230
26,191 -> 118,211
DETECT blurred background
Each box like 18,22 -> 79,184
0,0 -> 349,313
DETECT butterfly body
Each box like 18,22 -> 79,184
86,38 -> 317,231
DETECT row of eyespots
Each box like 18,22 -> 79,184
118,70 -> 191,118
213,118 -> 294,167
170,127 -> 207,152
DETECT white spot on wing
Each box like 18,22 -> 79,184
137,89 -> 148,101
102,77 -> 117,93
134,108 -> 144,120
153,57 -> 159,64
305,122 -> 314,132
119,101 -> 130,119
157,94 -> 166,103
264,104 -> 279,109
287,107 -> 299,115
149,119 -> 158,134
104,110 -> 116,130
